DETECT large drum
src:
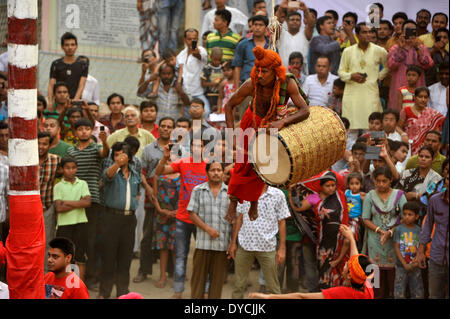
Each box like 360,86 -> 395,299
250,106 -> 346,188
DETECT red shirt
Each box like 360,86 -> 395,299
44,272 -> 89,299
170,157 -> 207,224
138,123 -> 160,139
322,283 -> 374,299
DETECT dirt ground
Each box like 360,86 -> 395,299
88,237 -> 263,299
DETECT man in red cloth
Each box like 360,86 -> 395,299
224,46 -> 309,222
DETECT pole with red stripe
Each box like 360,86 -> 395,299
6,0 -> 45,299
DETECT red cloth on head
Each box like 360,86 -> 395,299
228,107 -> 266,202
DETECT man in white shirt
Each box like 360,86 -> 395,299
176,28 -> 210,117
428,63 -> 449,115
302,56 -> 338,107
228,185 -> 290,299
201,0 -> 248,36
78,56 -> 100,106
277,4 -> 315,71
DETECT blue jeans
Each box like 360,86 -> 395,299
394,265 -> 424,299
428,259 -> 449,299
174,219 -> 196,293
158,0 -> 184,55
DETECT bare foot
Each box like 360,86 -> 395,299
225,199 -> 238,223
154,278 -> 167,288
172,292 -> 183,299
248,201 -> 258,221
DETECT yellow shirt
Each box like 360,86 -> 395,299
339,34 -> 359,50
106,127 -> 156,158
419,33 -> 449,52
339,43 -> 389,130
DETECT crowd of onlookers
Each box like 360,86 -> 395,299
0,0 -> 448,300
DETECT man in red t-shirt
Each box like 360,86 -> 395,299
249,224 -> 374,299
155,138 -> 208,299
44,237 -> 89,299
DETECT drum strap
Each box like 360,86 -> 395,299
278,73 -> 310,106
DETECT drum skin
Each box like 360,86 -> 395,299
251,106 -> 347,188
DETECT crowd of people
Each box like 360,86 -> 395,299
0,0 -> 448,300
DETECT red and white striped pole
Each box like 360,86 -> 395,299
6,0 -> 45,299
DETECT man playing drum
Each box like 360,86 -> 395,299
225,46 -> 309,222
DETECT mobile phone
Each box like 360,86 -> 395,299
370,131 -> 385,139
168,143 -> 174,151
405,28 -> 416,40
365,146 -> 381,160
192,40 -> 197,50
361,73 -> 368,78
288,1 -> 300,9
100,126 -> 105,132
72,101 -> 83,106
344,19 -> 353,25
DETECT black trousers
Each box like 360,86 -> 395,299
138,206 -> 155,275
99,208 -> 136,299
85,203 -> 101,284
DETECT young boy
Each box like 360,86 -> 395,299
288,51 -> 307,86
368,112 -> 383,132
393,201 -> 424,299
45,237 -> 89,299
48,32 -> 88,105
139,101 -> 160,138
53,156 -> 91,281
201,47 -> 224,113
397,65 -> 422,111
328,78 -> 345,115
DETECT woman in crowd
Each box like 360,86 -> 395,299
387,20 -> 434,111
398,87 -> 445,154
396,146 -> 443,204
152,159 -> 180,288
362,166 -> 407,299
295,171 -> 349,290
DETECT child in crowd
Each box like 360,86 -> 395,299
217,61 -> 235,113
201,47 -> 224,113
328,78 -> 345,115
150,49 -> 181,98
345,172 -> 365,245
397,66 -> 422,111
368,112 -> 383,132
288,51 -> 307,86
393,201 -> 424,299
53,156 -> 91,281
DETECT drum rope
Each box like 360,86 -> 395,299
268,0 -> 281,51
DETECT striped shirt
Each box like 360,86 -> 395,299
187,182 -> 231,251
398,86 -> 415,109
205,30 -> 241,62
66,142 -> 102,204
39,154 -> 61,209
156,83 -> 184,123
0,163 -> 8,223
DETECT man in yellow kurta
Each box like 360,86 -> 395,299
338,23 -> 389,130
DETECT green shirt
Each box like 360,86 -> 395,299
205,30 -> 241,62
280,189 -> 302,242
107,127 -> 156,158
49,140 -> 72,158
405,153 -> 446,176
54,177 -> 90,227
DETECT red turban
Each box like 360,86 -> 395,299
250,46 -> 286,83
